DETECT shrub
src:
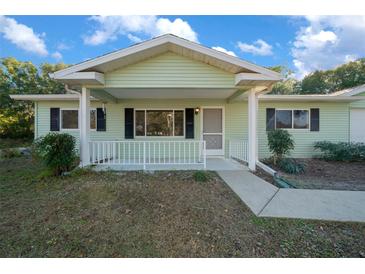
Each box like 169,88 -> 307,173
267,129 -> 294,164
0,148 -> 21,159
277,158 -> 305,174
33,133 -> 78,175
314,141 -> 365,161
193,171 -> 210,182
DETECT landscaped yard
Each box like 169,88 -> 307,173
260,159 -> 365,191
1,156 -> 365,257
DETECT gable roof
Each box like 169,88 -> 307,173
51,34 -> 281,81
330,84 -> 365,96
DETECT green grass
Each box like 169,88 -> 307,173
1,156 -> 364,257
0,138 -> 33,149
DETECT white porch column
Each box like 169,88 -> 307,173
80,87 -> 90,166
248,89 -> 257,171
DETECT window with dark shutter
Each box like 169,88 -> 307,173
310,108 -> 320,131
50,108 -> 60,131
96,108 -> 106,131
125,108 -> 134,139
185,108 -> 194,139
266,108 -> 275,131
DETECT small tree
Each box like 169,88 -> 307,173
33,133 -> 77,175
267,129 -> 294,164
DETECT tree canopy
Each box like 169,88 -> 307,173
0,58 -> 68,138
269,58 -> 365,95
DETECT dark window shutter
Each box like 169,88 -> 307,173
50,108 -> 60,131
96,108 -> 106,131
125,108 -> 134,139
266,108 -> 276,131
185,108 -> 194,139
310,108 -> 320,131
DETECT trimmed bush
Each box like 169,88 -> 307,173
314,141 -> 365,161
277,158 -> 305,174
267,129 -> 294,164
33,133 -> 78,175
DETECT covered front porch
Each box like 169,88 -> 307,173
78,87 -> 257,170
49,34 -> 281,171
88,139 -> 249,171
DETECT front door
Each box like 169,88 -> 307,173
202,108 -> 224,156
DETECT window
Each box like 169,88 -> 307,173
276,110 -> 292,129
60,109 -> 97,130
135,109 -> 184,137
61,109 -> 78,129
275,109 -> 309,129
293,110 -> 309,129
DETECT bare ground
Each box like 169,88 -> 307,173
1,156 -> 365,257
281,159 -> 365,191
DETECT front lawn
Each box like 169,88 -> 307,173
0,138 -> 33,149
1,156 -> 365,257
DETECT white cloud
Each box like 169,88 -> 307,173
237,39 -> 273,56
211,46 -> 237,57
0,16 -> 48,56
292,16 -> 365,79
83,15 -> 198,45
56,42 -> 71,51
127,33 -> 142,43
51,51 -> 62,61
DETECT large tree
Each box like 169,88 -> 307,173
268,58 -> 365,95
0,58 -> 68,138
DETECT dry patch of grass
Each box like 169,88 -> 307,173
1,156 -> 365,257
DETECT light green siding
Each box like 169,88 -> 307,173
350,99 -> 365,108
36,100 -> 352,159
258,101 -> 350,158
105,52 -> 235,88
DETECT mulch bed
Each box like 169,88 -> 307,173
256,158 -> 365,191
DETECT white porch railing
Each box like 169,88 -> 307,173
229,139 -> 248,163
89,140 -> 206,169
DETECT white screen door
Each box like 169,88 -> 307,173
202,108 -> 224,155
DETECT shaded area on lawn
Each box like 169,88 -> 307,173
0,138 -> 32,149
1,156 -> 365,257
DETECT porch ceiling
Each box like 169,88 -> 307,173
93,88 -> 239,100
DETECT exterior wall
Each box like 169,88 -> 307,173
350,99 -> 365,108
36,99 -> 245,157
258,101 -> 350,158
105,52 -> 235,88
36,99 -> 352,159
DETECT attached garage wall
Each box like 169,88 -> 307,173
350,108 -> 365,142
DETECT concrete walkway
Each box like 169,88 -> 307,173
217,169 -> 365,223
218,170 -> 278,215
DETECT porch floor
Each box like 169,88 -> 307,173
92,157 -> 248,171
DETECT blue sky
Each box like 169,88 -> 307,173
1,15 -> 364,78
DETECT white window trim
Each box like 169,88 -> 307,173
60,108 -> 97,131
134,109 -> 185,138
275,109 -> 310,130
